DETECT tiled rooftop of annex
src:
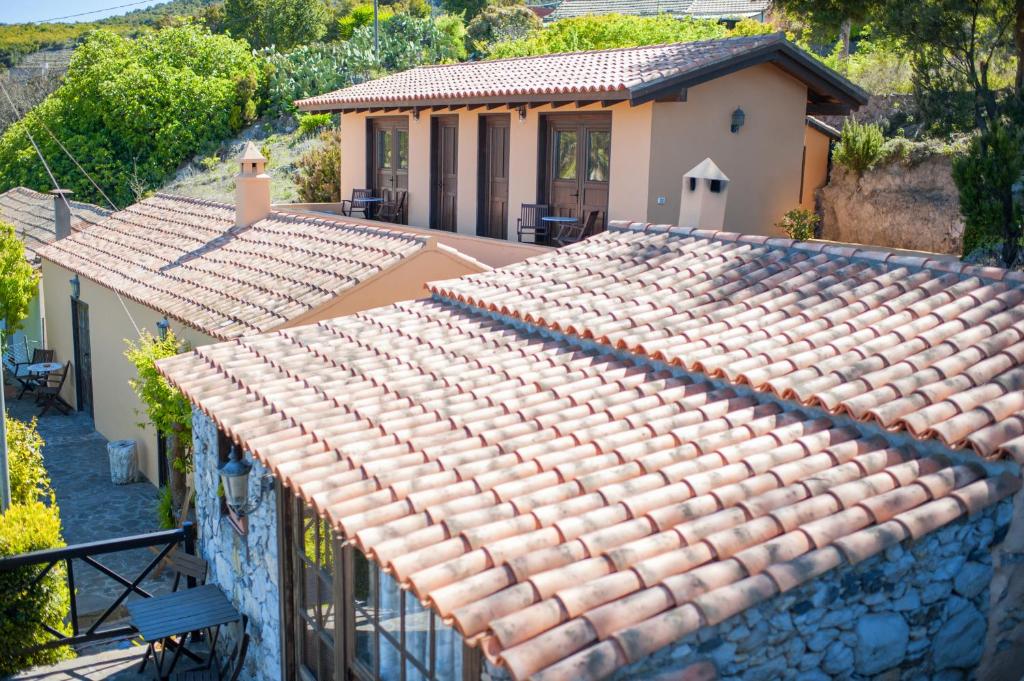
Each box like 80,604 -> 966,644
0,186 -> 111,265
157,221 -> 1024,681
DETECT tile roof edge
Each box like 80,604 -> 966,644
429,291 -> 1022,479
432,240 -> 493,271
604,219 -> 1011,284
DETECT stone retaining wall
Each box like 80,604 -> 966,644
193,410 -> 282,681
484,499 -> 1015,681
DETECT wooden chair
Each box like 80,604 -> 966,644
340,188 -> 373,218
140,552 -> 211,676
516,204 -> 549,244
4,331 -> 31,390
17,349 -> 55,399
36,361 -> 71,416
554,210 -> 601,247
377,189 -> 407,224
170,616 -> 250,681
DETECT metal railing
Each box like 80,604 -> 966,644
0,522 -> 196,653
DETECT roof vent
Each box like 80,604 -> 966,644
50,188 -> 74,240
235,141 -> 270,228
678,158 -> 729,230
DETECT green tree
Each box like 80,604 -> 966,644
0,221 -> 40,334
442,0 -> 491,21
466,3 -> 540,54
223,0 -> 330,49
337,3 -> 395,40
771,0 -> 878,59
0,26 -> 264,207
6,417 -> 50,507
124,330 -> 193,509
487,14 -> 731,58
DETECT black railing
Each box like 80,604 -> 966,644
0,522 -> 195,653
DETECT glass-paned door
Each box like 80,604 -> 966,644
545,114 -> 610,232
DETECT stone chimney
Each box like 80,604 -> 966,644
235,141 -> 270,227
50,189 -> 74,240
678,158 -> 730,230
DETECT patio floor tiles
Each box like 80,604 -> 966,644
430,224 -> 1024,460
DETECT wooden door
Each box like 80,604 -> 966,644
545,114 -> 611,231
370,118 -> 408,195
431,115 -> 459,232
71,299 -> 92,418
479,114 -> 510,240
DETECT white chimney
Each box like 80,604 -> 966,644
50,188 -> 74,240
235,141 -> 270,227
678,158 -> 729,230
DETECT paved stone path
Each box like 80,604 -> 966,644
6,394 -> 174,623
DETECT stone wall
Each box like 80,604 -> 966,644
484,500 -> 1014,681
818,156 -> 964,256
193,410 -> 282,681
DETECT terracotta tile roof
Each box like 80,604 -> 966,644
431,222 -> 1024,462
0,186 -> 111,265
296,34 -> 866,113
35,193 -> 436,340
159,274 -> 1019,680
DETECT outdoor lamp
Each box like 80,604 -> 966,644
730,107 -> 745,133
218,446 -> 273,517
69,274 -> 80,299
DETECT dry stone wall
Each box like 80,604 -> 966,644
818,157 -> 964,256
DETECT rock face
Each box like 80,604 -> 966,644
855,614 -> 908,675
934,608 -> 987,670
818,157 -> 963,255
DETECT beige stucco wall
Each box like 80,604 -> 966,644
40,260 -> 219,485
801,124 -> 832,211
647,64 -> 809,235
337,63 -> 810,238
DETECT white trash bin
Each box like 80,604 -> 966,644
107,439 -> 138,485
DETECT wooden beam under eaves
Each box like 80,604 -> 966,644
549,101 -> 573,109
485,103 -> 505,110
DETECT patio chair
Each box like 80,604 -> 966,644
3,330 -> 31,385
36,361 -> 71,416
17,348 -> 55,399
377,189 -> 408,224
553,210 -> 601,247
340,188 -> 374,218
170,615 -> 250,681
516,204 -> 549,244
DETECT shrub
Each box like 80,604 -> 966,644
295,129 -> 341,203
0,26 -> 265,207
223,0 -> 330,50
298,112 -> 333,137
0,501 -> 71,675
6,417 -> 50,507
263,42 -> 352,116
777,208 -> 820,241
467,4 -> 541,54
337,3 -> 395,40
156,485 -> 176,530
834,119 -> 885,175
200,155 -> 221,172
952,123 -> 1024,265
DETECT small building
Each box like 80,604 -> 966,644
159,220 -> 1024,681
296,33 -> 866,240
35,144 -> 542,486
0,186 -> 110,352
545,0 -> 772,24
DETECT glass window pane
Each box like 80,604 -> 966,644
354,606 -> 376,672
353,552 -> 377,673
378,130 -> 393,168
301,619 -> 318,676
433,616 -> 463,681
587,130 -> 610,182
555,131 -> 577,180
380,634 -> 402,681
404,592 -> 431,670
319,634 -> 335,681
397,130 -> 409,169
379,571 -> 403,681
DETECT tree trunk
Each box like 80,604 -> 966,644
168,426 -> 187,511
1016,0 -> 1024,98
839,18 -> 852,63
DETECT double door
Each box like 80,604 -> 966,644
545,114 -> 611,230
371,118 -> 408,197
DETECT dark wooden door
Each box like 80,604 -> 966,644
431,115 -> 459,232
545,114 -> 611,231
71,299 -> 92,418
479,114 -> 510,240
370,117 -> 408,195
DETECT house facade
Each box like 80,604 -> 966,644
35,145 -> 542,486
0,186 -> 110,352
159,222 -> 1024,681
297,34 -> 865,241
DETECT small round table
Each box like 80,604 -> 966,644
27,361 -> 61,375
353,197 -> 383,219
542,216 -> 578,245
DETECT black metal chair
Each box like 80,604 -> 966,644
340,188 -> 373,218
377,189 -> 408,224
516,204 -> 549,244
554,210 -> 601,247
36,361 -> 71,416
17,348 -> 55,399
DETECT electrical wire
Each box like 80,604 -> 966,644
24,0 -> 165,24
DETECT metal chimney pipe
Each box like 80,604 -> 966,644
50,188 -> 74,240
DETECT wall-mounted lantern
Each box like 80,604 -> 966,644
411,107 -> 420,121
517,105 -> 527,122
69,275 -> 80,299
218,446 -> 274,518
730,107 -> 745,134
156,317 -> 170,339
